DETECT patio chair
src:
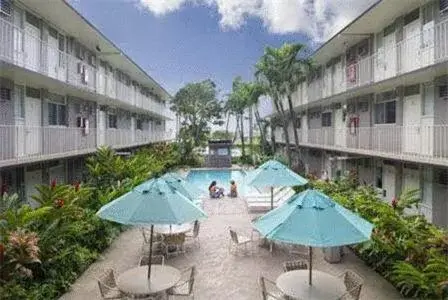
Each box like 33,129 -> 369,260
185,220 -> 200,248
139,254 -> 165,266
337,270 -> 364,300
228,228 -> 253,254
258,276 -> 286,300
282,259 -> 308,272
162,234 -> 186,258
97,269 -> 125,299
167,266 -> 196,299
141,228 -> 163,254
288,245 -> 309,261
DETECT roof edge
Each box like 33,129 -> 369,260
62,0 -> 172,99
311,0 -> 383,59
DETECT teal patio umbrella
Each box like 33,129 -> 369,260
253,189 -> 373,285
245,159 -> 308,210
161,172 -> 205,206
97,177 -> 207,280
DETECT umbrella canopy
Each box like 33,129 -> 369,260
97,177 -> 207,225
97,177 -> 207,280
253,189 -> 373,285
245,159 -> 308,209
160,172 -> 205,205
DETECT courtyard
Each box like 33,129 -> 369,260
60,197 -> 402,300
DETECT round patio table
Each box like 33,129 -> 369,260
117,265 -> 181,297
276,270 -> 346,300
153,223 -> 192,235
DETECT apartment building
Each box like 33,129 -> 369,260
270,0 -> 448,228
0,0 -> 175,204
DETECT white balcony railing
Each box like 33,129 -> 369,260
0,125 -> 171,166
274,125 -> 448,166
299,18 -> 448,104
0,18 -> 170,118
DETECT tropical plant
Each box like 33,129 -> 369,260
170,80 -> 223,156
1,229 -> 41,280
310,177 -> 448,299
255,43 -> 312,168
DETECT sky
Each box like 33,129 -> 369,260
68,0 -> 376,129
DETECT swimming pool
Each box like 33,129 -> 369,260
186,169 -> 255,195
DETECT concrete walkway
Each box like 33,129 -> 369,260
60,197 -> 403,300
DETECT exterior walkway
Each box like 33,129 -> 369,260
60,197 -> 403,300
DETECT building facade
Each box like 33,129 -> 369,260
270,0 -> 448,228
0,0 -> 175,204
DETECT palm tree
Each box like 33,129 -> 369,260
255,43 -> 312,168
226,77 -> 249,157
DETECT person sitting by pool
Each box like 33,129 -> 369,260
228,180 -> 238,198
209,181 -> 224,198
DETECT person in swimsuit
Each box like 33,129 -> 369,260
209,181 -> 224,198
228,180 -> 238,198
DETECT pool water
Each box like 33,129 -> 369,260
186,169 -> 255,196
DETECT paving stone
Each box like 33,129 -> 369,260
60,197 -> 403,300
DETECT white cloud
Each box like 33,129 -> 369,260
136,0 -> 377,42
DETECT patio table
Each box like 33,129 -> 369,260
276,270 -> 346,300
153,223 -> 192,235
117,265 -> 181,297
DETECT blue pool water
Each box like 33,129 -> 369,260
186,169 -> 255,195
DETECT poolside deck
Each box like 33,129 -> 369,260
59,197 -> 403,300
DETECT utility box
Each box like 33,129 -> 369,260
205,140 -> 232,168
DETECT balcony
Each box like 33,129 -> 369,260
0,18 -> 170,119
0,125 -> 172,167
274,125 -> 448,167
300,18 -> 448,106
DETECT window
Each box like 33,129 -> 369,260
439,85 -> 448,98
14,85 -> 24,118
375,166 -> 383,189
136,119 -> 143,130
48,102 -> 67,126
0,87 -> 11,101
0,0 -> 11,16
295,117 -> 301,129
108,114 -> 117,129
375,101 -> 396,124
26,87 -> 40,99
321,112 -> 332,127
217,148 -> 229,156
440,0 -> 448,13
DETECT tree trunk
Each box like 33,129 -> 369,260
225,112 -> 230,134
281,120 -> 292,166
249,106 -> 254,159
278,100 -> 292,166
240,113 -> 246,157
287,94 -> 305,172
287,94 -> 300,150
233,116 -> 240,143
270,123 -> 276,153
254,109 -> 265,153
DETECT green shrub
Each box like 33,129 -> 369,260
311,177 -> 448,299
0,143 -> 184,299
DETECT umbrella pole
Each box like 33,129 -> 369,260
270,187 -> 273,210
147,225 -> 154,281
309,246 -> 312,286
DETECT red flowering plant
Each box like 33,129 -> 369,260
2,229 -> 41,280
